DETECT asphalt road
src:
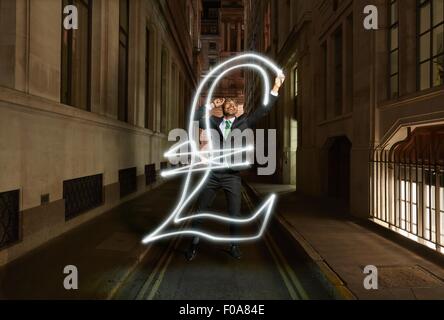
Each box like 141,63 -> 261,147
0,178 -> 332,300
114,179 -> 331,300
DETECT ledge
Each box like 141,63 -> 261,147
0,86 -> 167,138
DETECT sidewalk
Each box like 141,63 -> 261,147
0,180 -> 177,299
249,183 -> 444,300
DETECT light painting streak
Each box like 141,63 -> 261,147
142,53 -> 284,244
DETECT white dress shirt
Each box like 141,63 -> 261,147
220,117 -> 236,138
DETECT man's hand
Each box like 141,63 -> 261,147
208,98 -> 225,109
271,74 -> 286,95
213,98 -> 225,108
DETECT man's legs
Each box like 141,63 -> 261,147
186,173 -> 219,261
222,173 -> 242,259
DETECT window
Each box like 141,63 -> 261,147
189,8 -> 194,37
160,47 -> 168,133
209,42 -> 217,50
230,23 -> 237,51
264,2 -> 271,51
209,58 -> 217,69
118,0 -> 129,122
61,0 -> 92,110
145,27 -> 151,130
388,0 -> 399,98
424,170 -> 444,242
333,27 -> 343,116
208,8 -> 218,19
418,0 -> 444,90
345,15 -> 354,112
178,73 -> 184,128
293,65 -> 298,119
293,66 -> 298,98
321,42 -> 327,120
241,24 -> 245,51
399,172 -> 418,234
171,63 -> 177,129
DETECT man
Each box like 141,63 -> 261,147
185,74 -> 285,261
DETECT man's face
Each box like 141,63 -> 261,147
223,100 -> 238,117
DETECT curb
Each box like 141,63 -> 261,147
242,181 -> 357,300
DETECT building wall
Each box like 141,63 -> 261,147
0,0 -> 201,266
245,0 -> 444,251
200,0 -> 245,116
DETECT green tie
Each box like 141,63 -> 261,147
224,120 -> 232,139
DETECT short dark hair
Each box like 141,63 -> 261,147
224,98 -> 237,107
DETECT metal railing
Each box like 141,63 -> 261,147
370,128 -> 444,254
0,190 -> 20,249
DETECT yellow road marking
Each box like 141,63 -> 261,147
147,235 -> 182,300
106,243 -> 153,300
135,238 -> 177,300
242,189 -> 309,300
265,232 -> 309,300
262,234 -> 299,300
135,222 -> 188,300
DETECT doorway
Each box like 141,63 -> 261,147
327,136 -> 351,204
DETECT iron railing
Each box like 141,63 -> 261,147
119,167 -> 137,198
0,189 -> 20,249
370,127 -> 444,253
145,164 -> 156,186
63,174 -> 103,220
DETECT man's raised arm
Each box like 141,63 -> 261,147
247,74 -> 286,127
193,98 -> 225,129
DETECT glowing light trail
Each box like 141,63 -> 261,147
142,53 -> 283,244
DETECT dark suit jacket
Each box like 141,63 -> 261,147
193,93 -> 278,173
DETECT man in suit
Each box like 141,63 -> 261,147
185,74 -> 285,261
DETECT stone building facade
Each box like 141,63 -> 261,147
200,0 -> 245,117
0,0 -> 202,265
245,0 -> 444,254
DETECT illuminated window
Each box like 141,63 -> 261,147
61,0 -> 92,111
399,171 -> 418,234
418,0 -> 444,90
424,171 -> 444,242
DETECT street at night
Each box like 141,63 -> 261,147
1,0 -> 444,311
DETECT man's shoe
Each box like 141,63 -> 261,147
229,245 -> 242,260
185,243 -> 198,261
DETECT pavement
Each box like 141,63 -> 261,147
249,182 -> 444,300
